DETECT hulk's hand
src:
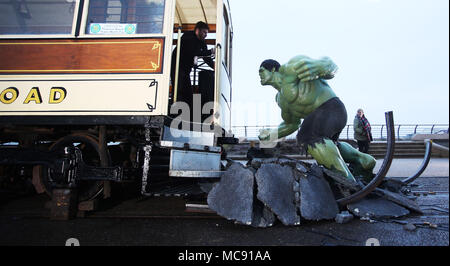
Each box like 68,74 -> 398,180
292,57 -> 338,82
258,129 -> 271,141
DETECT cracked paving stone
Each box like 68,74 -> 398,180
207,163 -> 255,225
298,167 -> 340,221
374,188 -> 424,214
251,198 -> 276,228
347,197 -> 410,219
296,163 -> 308,173
322,167 -> 361,192
255,163 -> 300,226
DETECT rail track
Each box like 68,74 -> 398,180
1,184 -> 447,220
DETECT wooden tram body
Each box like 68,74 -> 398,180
0,0 -> 235,202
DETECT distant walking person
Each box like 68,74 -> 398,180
354,108 -> 373,153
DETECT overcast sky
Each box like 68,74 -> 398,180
227,0 -> 449,126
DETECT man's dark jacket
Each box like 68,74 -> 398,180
171,31 -> 214,76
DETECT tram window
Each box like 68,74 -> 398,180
85,0 -> 165,35
0,0 -> 77,35
222,6 -> 231,72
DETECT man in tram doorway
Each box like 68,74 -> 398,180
170,21 -> 216,119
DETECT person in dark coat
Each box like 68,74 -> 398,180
170,21 -> 215,114
353,108 -> 373,153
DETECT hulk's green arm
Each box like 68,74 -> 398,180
271,109 -> 301,139
284,55 -> 338,82
274,121 -> 301,139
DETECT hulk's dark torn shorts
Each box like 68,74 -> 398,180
296,97 -> 347,148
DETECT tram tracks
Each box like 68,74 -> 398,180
1,176 -> 447,221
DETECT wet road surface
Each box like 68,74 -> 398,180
0,159 -> 448,246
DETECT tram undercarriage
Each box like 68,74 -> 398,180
0,118 -> 237,219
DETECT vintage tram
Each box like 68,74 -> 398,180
0,0 -> 236,207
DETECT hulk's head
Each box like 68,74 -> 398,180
259,59 -> 280,85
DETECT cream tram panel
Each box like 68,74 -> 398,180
0,77 -> 167,116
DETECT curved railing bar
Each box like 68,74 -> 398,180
337,111 -> 396,206
401,139 -> 432,185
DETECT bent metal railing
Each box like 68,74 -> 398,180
401,139 -> 433,185
231,124 -> 449,141
336,111 -> 396,206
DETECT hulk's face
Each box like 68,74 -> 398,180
259,67 -> 273,85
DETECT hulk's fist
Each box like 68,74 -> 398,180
258,129 -> 271,141
292,57 -> 337,82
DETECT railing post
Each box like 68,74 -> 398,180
232,123 -> 448,140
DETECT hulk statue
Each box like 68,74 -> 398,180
258,55 -> 376,182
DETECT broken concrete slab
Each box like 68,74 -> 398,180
277,156 -> 299,166
207,163 -> 255,225
322,167 -> 361,192
295,163 -> 308,173
335,211 -> 354,224
209,155 -> 420,228
374,188 -> 424,214
249,157 -> 279,169
347,197 -> 410,219
309,164 -> 325,178
255,163 -> 300,226
249,156 -> 306,170
298,169 -> 340,221
251,198 -> 277,228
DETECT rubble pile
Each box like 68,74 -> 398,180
207,157 -> 423,228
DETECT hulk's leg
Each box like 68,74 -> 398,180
337,141 -> 376,181
307,139 -> 356,182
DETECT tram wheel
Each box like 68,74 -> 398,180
40,133 -> 111,202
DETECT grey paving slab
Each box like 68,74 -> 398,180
374,188 -> 424,214
207,163 -> 255,225
299,166 -> 340,221
251,198 -> 277,228
348,197 -> 410,219
255,163 -> 300,226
